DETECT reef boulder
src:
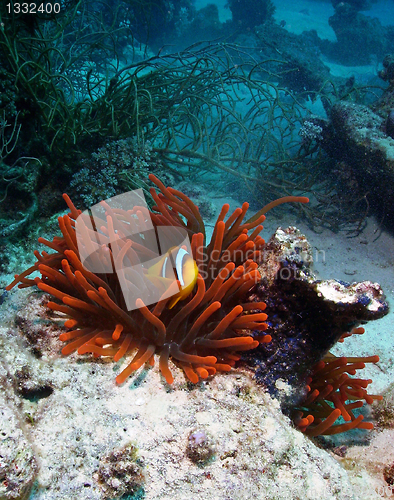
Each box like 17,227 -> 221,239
244,226 -> 388,397
314,100 -> 394,230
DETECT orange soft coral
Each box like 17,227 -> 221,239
6,174 -> 308,384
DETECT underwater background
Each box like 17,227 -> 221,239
1,0 -> 394,498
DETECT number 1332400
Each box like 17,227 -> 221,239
6,3 -> 61,14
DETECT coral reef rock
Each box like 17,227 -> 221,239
245,226 -> 388,397
317,99 -> 394,229
0,362 -> 37,500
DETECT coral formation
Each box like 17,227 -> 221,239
227,0 -> 275,29
186,429 -> 216,465
253,23 -> 332,96
0,322 -> 369,500
0,366 -> 37,500
383,461 -> 394,490
69,138 -> 158,207
374,382 -> 394,428
6,175 -> 308,386
96,443 -> 144,499
378,54 -> 394,87
328,2 -> 387,65
313,97 -> 394,229
244,226 -> 387,435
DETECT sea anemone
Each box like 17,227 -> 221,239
6,174 -> 308,385
294,327 -> 383,436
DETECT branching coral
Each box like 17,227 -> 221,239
6,175 -> 308,385
69,138 -> 158,206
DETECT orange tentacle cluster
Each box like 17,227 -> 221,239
7,174 -> 287,385
294,327 -> 382,436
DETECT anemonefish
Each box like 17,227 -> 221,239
145,246 -> 199,309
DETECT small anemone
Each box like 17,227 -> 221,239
294,327 -> 383,436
